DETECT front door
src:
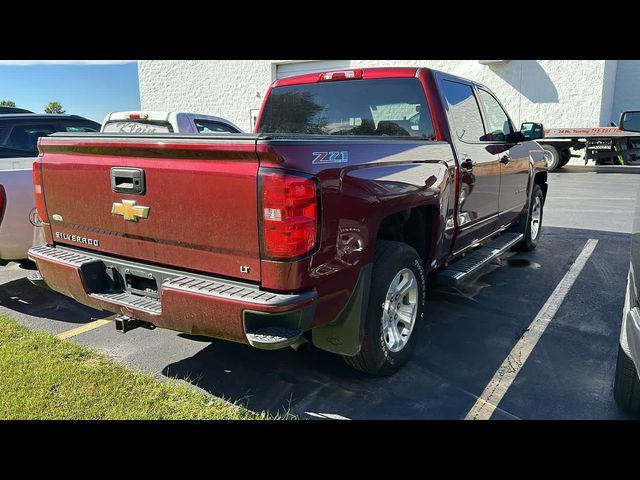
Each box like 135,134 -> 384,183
440,79 -> 501,254
475,88 -> 529,227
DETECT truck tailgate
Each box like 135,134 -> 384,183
38,135 -> 261,282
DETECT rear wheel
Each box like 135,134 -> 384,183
542,144 -> 561,172
513,184 -> 544,252
343,240 -> 426,376
559,148 -> 571,167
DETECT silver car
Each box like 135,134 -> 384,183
0,113 -> 100,260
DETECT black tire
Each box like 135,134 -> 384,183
559,149 -> 571,167
614,344 -> 640,416
542,144 -> 561,172
343,240 -> 426,376
513,184 -> 544,252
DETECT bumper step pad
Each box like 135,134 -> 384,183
437,232 -> 524,287
245,326 -> 303,350
91,291 -> 161,314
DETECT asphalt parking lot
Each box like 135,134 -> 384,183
1,165 -> 638,419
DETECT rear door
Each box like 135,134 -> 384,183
476,88 -> 529,227
440,79 -> 500,253
39,135 -> 262,282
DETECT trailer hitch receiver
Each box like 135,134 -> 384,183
114,315 -> 156,333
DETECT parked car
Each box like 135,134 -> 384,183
28,67 -> 547,375
614,110 -> 640,415
0,107 -> 34,114
0,114 -> 100,260
0,183 -> 5,227
101,111 -> 243,134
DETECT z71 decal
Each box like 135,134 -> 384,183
312,151 -> 349,164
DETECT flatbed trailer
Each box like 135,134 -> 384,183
538,127 -> 640,171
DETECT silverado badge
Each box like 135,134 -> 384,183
111,200 -> 150,222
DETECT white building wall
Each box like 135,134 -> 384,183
138,60 -> 631,133
612,60 -> 640,125
138,60 -> 274,133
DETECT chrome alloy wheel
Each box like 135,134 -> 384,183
543,149 -> 552,168
382,268 -> 418,353
531,195 -> 542,240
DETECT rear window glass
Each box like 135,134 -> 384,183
258,78 -> 435,139
102,121 -> 172,134
4,124 -> 56,151
64,125 -> 99,132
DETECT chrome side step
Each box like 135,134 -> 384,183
437,232 -> 524,287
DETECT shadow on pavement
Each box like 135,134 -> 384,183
161,227 -> 632,419
0,277 -> 109,324
558,165 -> 640,174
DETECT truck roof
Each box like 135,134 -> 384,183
0,113 -> 91,121
274,67 -> 422,87
272,66 -> 492,93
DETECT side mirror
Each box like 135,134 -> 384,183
619,111 -> 640,133
505,131 -> 526,143
520,122 -> 545,140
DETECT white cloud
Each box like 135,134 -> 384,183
0,60 -> 136,66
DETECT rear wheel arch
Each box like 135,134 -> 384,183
533,171 -> 548,200
374,205 -> 439,266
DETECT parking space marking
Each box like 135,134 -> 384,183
465,238 -> 599,420
55,319 -> 113,340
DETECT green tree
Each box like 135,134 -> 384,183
44,101 -> 66,114
0,100 -> 17,107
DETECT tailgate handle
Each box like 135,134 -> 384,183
111,167 -> 145,195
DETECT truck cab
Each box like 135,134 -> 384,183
101,111 -> 243,134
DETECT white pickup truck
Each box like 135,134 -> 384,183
0,113 -> 100,260
101,111 -> 243,134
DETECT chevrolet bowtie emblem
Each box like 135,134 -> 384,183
111,200 -> 150,222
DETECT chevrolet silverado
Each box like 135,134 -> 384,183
28,67 -> 547,375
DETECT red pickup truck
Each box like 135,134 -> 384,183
28,67 -> 547,375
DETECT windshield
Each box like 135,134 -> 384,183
258,78 -> 435,138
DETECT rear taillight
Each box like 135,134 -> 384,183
0,185 -> 6,225
260,170 -> 320,260
32,160 -> 48,223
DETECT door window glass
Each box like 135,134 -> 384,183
477,89 -> 513,141
441,80 -> 486,143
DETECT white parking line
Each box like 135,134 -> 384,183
304,412 -> 351,420
465,238 -> 599,420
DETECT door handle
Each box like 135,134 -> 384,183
500,155 -> 510,164
461,158 -> 473,169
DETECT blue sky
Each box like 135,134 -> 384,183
0,61 -> 140,123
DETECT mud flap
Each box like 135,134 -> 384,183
312,263 -> 372,356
